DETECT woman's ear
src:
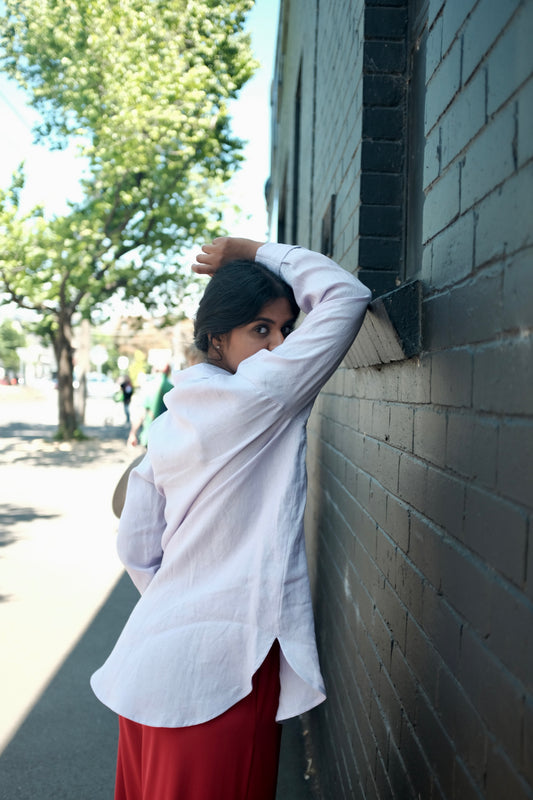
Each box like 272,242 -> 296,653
207,334 -> 225,362
210,334 -> 223,353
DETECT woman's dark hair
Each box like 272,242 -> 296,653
194,259 -> 299,354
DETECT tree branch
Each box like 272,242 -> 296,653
0,267 -> 48,314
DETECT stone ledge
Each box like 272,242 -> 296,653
345,279 -> 422,368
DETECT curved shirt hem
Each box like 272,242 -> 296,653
90,635 -> 326,729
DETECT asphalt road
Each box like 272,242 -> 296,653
0,385 -> 314,799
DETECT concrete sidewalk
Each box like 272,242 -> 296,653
0,387 -> 314,799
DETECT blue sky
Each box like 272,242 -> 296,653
0,0 -> 280,241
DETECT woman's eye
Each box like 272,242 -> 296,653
282,326 -> 293,337
254,325 -> 269,335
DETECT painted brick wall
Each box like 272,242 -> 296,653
269,0 -> 533,798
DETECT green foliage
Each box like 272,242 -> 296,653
0,0 -> 257,318
0,0 -> 257,436
0,318 -> 26,371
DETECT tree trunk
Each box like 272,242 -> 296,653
52,313 -> 77,438
74,319 -> 91,425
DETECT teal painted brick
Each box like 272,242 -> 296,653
421,585 -> 463,674
408,512 -> 445,591
397,357 -> 431,403
424,35 -> 462,133
413,406 -> 447,466
517,77 -> 533,168
473,336 -> 533,415
423,161 -> 461,242
489,578 -> 533,690
447,264 -> 503,345
436,667 -> 488,786
461,0 -> 521,84
439,67 -> 486,170
415,691 -> 456,798
475,162 -> 533,266
485,744 -> 533,800
425,464 -> 465,539
388,403 -> 414,451
424,122 -> 441,187
441,0 -> 472,54
463,484 -> 527,586
445,411 -> 498,488
503,246 -> 533,332
428,0 -> 446,28
426,11 -> 443,85
524,696 -> 533,785
486,1 -> 533,116
498,422 -> 533,509
431,347 -> 473,408
461,103 -> 516,211
430,210 -> 475,288
423,291 -> 451,350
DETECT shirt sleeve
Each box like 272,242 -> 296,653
237,243 -> 372,413
116,454 -> 165,593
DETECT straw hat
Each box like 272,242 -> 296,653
112,452 -> 145,518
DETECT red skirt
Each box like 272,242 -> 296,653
114,642 -> 282,800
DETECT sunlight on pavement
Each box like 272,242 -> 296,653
0,386 -> 134,754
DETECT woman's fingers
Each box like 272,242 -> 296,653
191,237 -> 264,274
192,264 -> 214,274
192,249 -> 219,274
191,238 -> 227,273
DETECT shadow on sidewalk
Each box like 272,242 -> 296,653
0,573 -> 313,800
0,573 -> 136,800
0,422 -> 131,469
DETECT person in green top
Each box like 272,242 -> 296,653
128,364 -> 173,447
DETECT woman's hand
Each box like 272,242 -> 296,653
192,237 -> 265,275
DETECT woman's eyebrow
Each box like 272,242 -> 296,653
252,316 -> 297,325
252,316 -> 276,324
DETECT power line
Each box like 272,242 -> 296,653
0,87 -> 35,133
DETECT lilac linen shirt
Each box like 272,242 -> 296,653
90,243 -> 371,727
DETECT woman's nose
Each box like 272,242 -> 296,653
268,330 -> 285,349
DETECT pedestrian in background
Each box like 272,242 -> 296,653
127,364 -> 173,447
91,236 -> 371,800
118,377 -> 134,424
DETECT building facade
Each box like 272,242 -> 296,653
267,1 -> 533,797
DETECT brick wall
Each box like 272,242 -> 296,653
269,0 -> 533,797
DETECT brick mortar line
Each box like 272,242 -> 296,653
317,448 -> 533,602
321,532 -> 451,795
320,537 -> 397,797
425,2 -> 527,139
321,500 -> 532,787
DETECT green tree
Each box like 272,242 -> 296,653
0,0 -> 256,437
0,318 -> 26,374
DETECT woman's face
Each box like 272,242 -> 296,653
213,297 -> 296,374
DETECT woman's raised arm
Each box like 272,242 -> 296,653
192,237 -> 264,275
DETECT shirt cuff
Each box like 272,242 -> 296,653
256,242 -> 300,278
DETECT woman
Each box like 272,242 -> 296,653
91,236 -> 372,800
